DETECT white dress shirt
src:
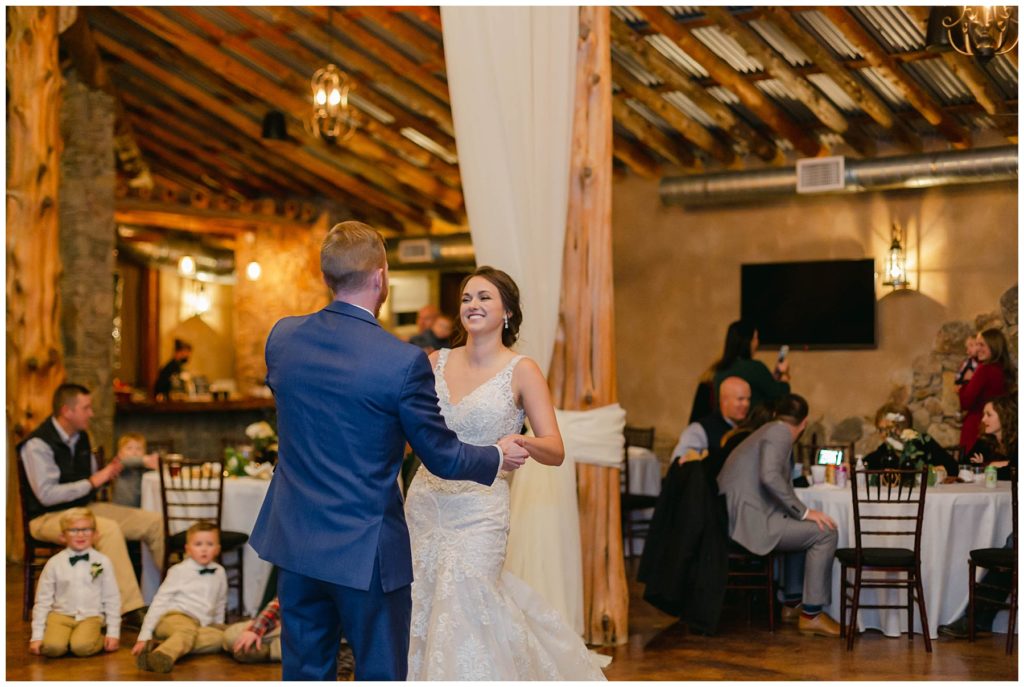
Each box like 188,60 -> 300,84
20,418 -> 97,508
138,557 -> 227,641
31,547 -> 121,641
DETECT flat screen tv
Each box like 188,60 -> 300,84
740,259 -> 876,349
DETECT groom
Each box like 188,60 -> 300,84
250,221 -> 529,680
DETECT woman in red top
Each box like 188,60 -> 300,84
958,328 -> 1014,449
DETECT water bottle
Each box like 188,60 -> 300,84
855,455 -> 865,488
836,463 -> 848,489
985,464 -> 998,489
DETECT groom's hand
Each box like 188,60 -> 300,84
499,435 -> 529,471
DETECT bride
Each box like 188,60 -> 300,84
404,266 -> 606,680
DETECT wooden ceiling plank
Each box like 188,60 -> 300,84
612,63 -> 734,164
612,95 -> 696,167
93,30 -> 426,226
305,6 -> 451,104
818,7 -> 971,149
133,136 -> 255,199
609,15 -> 778,163
359,8 -> 446,70
764,7 -> 922,153
175,7 -> 458,180
119,7 -> 463,210
115,200 -> 312,235
701,6 -> 875,157
638,7 -> 824,157
268,6 -> 455,134
613,133 -> 663,179
397,7 -> 443,33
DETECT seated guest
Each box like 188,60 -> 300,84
222,596 -> 282,663
111,433 -> 159,508
29,507 -> 121,658
958,328 -> 1013,450
19,383 -> 164,628
672,376 -> 751,465
717,393 -> 840,637
862,403 -> 958,477
705,404 -> 775,482
133,522 -> 227,673
965,395 -> 1017,481
409,313 -> 452,354
712,320 -> 790,412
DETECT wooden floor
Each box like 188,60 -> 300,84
6,562 -> 1017,681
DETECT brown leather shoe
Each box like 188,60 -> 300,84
135,640 -> 155,671
798,612 -> 841,638
781,605 -> 801,624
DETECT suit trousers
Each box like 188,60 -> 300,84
772,517 -> 838,608
152,611 -> 224,665
279,557 -> 411,681
30,501 -> 164,614
40,613 -> 104,657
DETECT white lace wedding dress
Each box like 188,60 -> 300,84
404,350 -> 607,680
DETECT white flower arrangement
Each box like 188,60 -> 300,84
245,421 -> 276,441
899,428 -> 920,442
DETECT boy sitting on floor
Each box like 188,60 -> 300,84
132,521 -> 227,673
30,507 -> 121,657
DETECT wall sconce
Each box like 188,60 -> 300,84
928,6 -> 1018,62
882,222 -> 909,290
182,281 -> 212,319
178,255 -> 196,277
243,231 -> 261,281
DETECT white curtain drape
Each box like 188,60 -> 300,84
442,6 -> 584,633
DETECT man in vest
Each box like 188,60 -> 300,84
671,376 -> 751,464
19,383 -> 164,628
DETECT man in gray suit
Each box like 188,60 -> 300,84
717,393 -> 840,637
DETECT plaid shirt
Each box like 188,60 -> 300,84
247,598 -> 281,638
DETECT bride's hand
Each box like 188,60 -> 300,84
499,435 -> 529,471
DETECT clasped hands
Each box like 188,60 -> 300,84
498,434 -> 531,472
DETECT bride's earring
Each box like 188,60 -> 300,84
503,314 -> 509,330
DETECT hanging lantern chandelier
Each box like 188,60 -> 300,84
310,8 -> 357,143
941,6 -> 1018,62
882,222 -> 909,290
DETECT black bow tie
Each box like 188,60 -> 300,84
198,567 -> 215,575
69,553 -> 89,566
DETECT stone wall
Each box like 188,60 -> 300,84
59,74 -> 116,453
233,215 -> 331,395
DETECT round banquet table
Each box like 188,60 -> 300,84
140,471 -> 273,616
795,480 -> 1015,638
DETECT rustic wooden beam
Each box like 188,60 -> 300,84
269,6 -> 455,134
306,6 -> 451,103
609,15 -> 778,163
762,7 -> 922,154
7,6 -> 67,562
119,7 -> 463,211
555,6 -> 629,647
358,8 -> 447,71
92,30 -> 427,227
612,96 -> 696,167
60,11 -> 154,189
701,6 -> 875,157
612,63 -> 734,164
818,7 -> 971,149
638,7 -> 824,157
115,200 -> 314,236
613,133 -> 663,179
398,6 -> 443,33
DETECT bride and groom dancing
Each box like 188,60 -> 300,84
250,222 -> 606,681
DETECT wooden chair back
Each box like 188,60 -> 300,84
157,455 -> 226,543
850,467 -> 928,562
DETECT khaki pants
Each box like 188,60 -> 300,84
152,612 -> 224,666
222,619 -> 282,662
40,613 -> 103,657
30,502 -> 164,614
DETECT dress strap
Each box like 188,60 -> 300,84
434,347 -> 451,374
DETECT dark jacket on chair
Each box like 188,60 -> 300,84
638,459 -> 729,634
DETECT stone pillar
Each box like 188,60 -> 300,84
59,72 -> 116,454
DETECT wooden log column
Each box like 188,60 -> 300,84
548,6 -> 628,646
7,7 -> 65,561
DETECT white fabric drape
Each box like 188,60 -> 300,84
556,404 -> 626,467
442,6 -> 584,633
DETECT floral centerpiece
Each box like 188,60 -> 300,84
245,421 -> 279,463
880,419 -> 931,485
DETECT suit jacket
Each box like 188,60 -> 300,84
249,300 -> 500,593
716,421 -> 805,556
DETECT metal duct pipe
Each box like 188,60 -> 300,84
660,146 -> 1018,206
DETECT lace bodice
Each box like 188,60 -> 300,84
435,349 -> 526,446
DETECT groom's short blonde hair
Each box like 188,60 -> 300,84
321,221 -> 387,294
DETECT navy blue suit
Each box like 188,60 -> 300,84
250,301 -> 500,680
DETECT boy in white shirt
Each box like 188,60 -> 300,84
131,521 -> 227,673
30,507 -> 121,657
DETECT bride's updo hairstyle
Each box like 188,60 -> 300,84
453,266 -> 522,348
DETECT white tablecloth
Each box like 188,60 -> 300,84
796,481 -> 1014,638
140,471 -> 273,616
627,446 -> 662,555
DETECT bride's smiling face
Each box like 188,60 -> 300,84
460,276 -> 506,337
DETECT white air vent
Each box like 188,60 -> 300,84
396,238 -> 432,264
796,156 -> 845,193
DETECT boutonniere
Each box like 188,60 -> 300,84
90,562 -> 103,580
